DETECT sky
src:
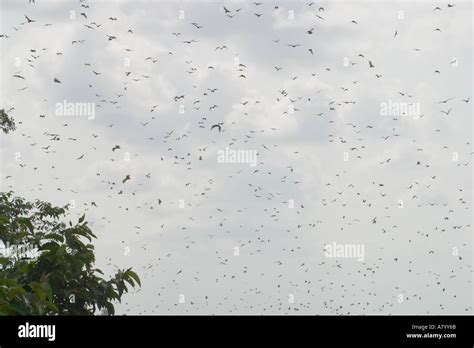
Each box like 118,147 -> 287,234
0,0 -> 472,314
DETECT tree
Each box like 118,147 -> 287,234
0,192 -> 140,315
0,109 -> 16,134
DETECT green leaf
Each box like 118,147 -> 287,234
44,233 -> 64,243
39,241 -> 59,252
126,270 -> 141,287
71,228 -> 93,242
104,302 -> 114,315
78,214 -> 85,224
29,282 -> 46,301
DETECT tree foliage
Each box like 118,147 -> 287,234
0,109 -> 16,134
0,192 -> 140,315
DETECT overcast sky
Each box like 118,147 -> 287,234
0,0 -> 472,314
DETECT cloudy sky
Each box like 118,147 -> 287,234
0,0 -> 472,314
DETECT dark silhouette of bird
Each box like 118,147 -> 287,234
24,15 -> 35,23
211,124 -> 222,132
